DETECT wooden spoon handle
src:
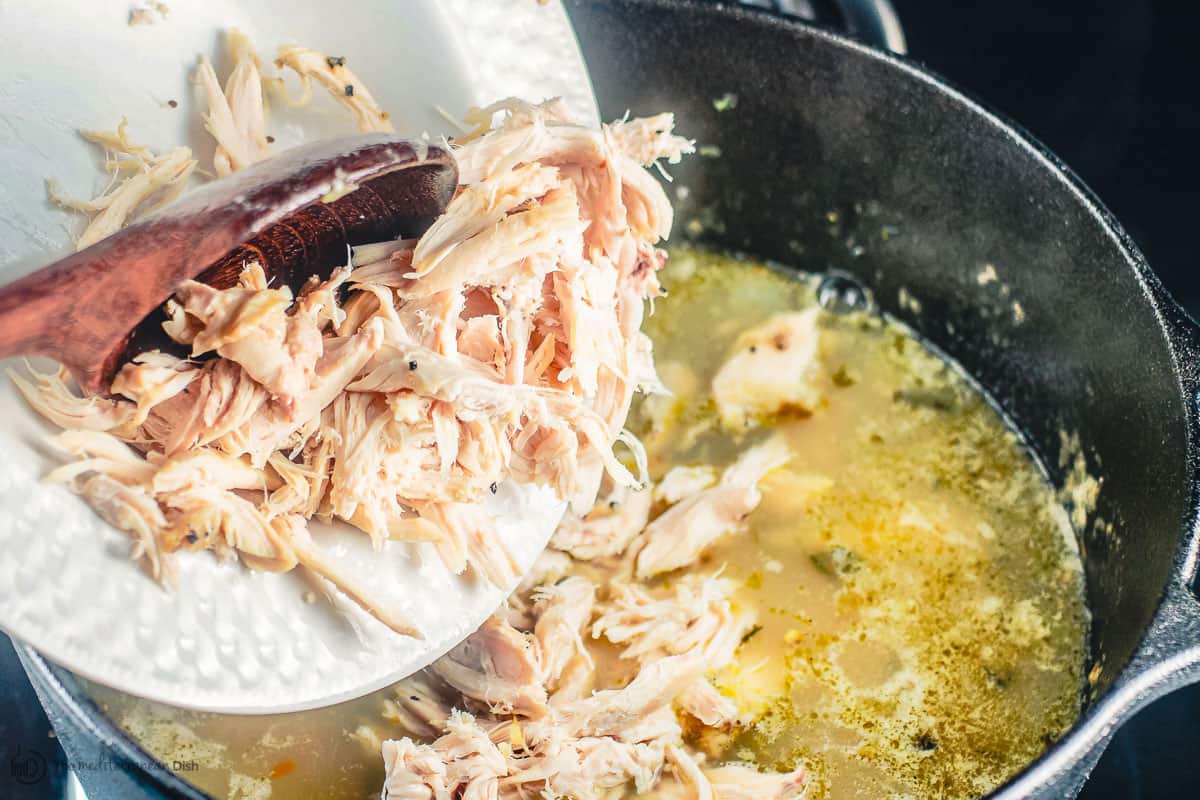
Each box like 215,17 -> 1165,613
0,136 -> 457,392
0,268 -> 68,362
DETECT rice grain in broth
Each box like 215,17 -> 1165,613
86,249 -> 1088,800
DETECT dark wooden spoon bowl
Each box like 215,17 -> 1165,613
0,135 -> 458,392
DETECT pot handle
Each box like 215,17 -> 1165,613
750,0 -> 908,54
997,300 -> 1200,800
1103,297 -> 1200,702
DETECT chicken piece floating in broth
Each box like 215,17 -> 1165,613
551,482 -> 654,561
634,436 -> 791,579
712,308 -> 823,428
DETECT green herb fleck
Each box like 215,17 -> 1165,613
712,92 -> 739,112
740,624 -> 763,645
832,366 -> 856,388
811,546 -> 862,578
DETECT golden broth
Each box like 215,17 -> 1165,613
632,249 -> 1088,799
86,249 -> 1087,800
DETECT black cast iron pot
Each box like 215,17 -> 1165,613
19,1 -> 1200,798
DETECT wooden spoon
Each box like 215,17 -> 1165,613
0,135 -> 457,392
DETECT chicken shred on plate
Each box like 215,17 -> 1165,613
195,29 -> 272,176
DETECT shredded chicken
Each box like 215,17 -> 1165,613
47,118 -> 197,250
551,481 -> 653,561
21,98 -> 690,636
635,437 -> 792,579
274,46 -> 394,132
196,30 -> 271,176
128,1 -> 169,26
380,460 -> 806,799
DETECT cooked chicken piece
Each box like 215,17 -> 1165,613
520,547 -> 575,597
128,2 -> 169,26
712,308 -> 823,429
46,430 -> 156,486
171,265 -> 331,407
635,437 -> 792,579
532,576 -> 595,691
593,574 -> 747,664
592,571 -> 753,730
47,135 -> 196,250
417,502 -> 519,588
172,270 -> 288,348
435,710 -> 509,798
110,353 -> 199,426
431,616 -> 548,718
141,358 -> 271,458
386,674 -> 454,740
549,651 -> 596,706
703,763 -> 808,800
71,473 -> 174,584
676,679 -> 743,729
667,743 -> 715,800
9,365 -> 138,435
502,548 -> 574,631
551,482 -> 653,561
274,46 -> 394,132
284,521 -> 420,637
547,652 -> 704,740
411,162 -> 562,279
196,29 -> 270,176
404,185 -> 585,298
505,736 -> 668,800
654,465 -> 719,505
161,485 -> 297,572
381,738 -> 449,800
223,319 -> 384,464
149,449 -> 265,494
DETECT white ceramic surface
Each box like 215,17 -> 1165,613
0,0 -> 597,713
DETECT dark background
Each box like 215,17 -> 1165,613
892,0 -> 1200,313
3,1 -> 1199,798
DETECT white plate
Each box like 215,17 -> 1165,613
0,0 -> 597,713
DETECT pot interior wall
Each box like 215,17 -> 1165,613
566,0 -> 1191,702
